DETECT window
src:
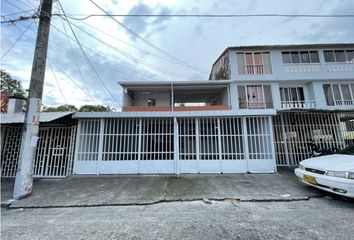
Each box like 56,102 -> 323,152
237,52 -> 272,75
323,83 -> 354,106
323,50 -> 354,63
280,87 -> 305,102
282,51 -> 320,64
147,98 -> 156,106
238,85 -> 273,109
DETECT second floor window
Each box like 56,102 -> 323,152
237,52 -> 272,75
323,83 -> 354,106
280,87 -> 305,102
282,51 -> 320,64
238,85 -> 273,109
324,50 -> 354,63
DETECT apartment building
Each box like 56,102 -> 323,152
71,43 -> 354,175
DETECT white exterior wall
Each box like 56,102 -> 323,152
228,47 -> 354,112
132,92 -> 171,106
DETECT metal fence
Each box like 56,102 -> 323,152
1,126 -> 76,178
273,112 -> 347,166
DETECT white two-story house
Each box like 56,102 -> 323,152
71,43 -> 354,175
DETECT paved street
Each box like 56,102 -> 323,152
2,198 -> 354,240
1,169 -> 354,239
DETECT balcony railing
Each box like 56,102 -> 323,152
123,105 -> 230,112
244,64 -> 271,75
334,100 -> 354,106
326,63 -> 354,72
283,64 -> 321,73
239,101 -> 267,109
280,101 -> 316,109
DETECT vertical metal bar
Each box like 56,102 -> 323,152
97,119 -> 105,175
217,118 -> 222,172
243,117 -> 249,170
174,117 -> 179,174
195,118 -> 200,171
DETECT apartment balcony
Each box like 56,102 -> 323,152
325,62 -> 354,72
283,64 -> 321,73
334,100 -> 354,106
280,101 -> 316,110
123,105 -> 230,112
239,101 -> 274,109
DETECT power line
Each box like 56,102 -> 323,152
88,0 -> 207,74
62,17 -> 195,79
67,16 -> 209,73
59,13 -> 354,20
49,62 -> 68,105
1,20 -> 34,59
58,0 -> 121,108
48,57 -> 98,104
1,9 -> 37,17
47,23 -> 156,82
10,13 -> 101,105
58,11 -> 91,96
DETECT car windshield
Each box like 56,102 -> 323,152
337,145 -> 354,155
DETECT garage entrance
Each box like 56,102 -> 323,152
73,117 -> 276,174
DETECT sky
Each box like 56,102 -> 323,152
1,0 -> 354,110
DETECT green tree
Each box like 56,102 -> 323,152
0,69 -> 26,98
79,105 -> 112,112
42,104 -> 78,112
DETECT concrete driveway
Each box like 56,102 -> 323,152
1,168 -> 324,208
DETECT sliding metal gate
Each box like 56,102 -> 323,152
273,112 -> 346,166
1,126 -> 76,177
73,117 -> 276,174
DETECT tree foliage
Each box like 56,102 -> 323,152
42,104 -> 113,112
42,104 -> 78,112
0,69 -> 26,98
79,105 -> 112,112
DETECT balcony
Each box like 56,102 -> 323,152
326,62 -> 354,72
239,101 -> 275,109
280,101 -> 316,110
121,81 -> 231,112
123,105 -> 230,112
334,100 -> 354,106
283,64 -> 321,73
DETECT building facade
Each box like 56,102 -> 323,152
2,43 -> 353,177
72,43 -> 354,175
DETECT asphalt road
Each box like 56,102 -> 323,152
1,197 -> 353,240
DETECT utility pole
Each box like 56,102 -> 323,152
13,0 -> 53,200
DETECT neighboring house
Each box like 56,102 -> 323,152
72,43 -> 354,175
1,98 -> 76,178
1,43 -> 353,177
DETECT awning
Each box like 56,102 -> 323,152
0,112 -> 74,124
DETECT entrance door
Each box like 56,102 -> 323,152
178,117 -> 248,173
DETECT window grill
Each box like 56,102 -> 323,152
246,117 -> 273,160
76,119 -> 100,161
178,118 -> 197,160
219,118 -> 244,160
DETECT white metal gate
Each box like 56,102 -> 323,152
74,116 -> 276,174
74,118 -> 174,174
273,112 -> 346,166
1,126 -> 76,177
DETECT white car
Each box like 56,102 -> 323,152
294,145 -> 354,198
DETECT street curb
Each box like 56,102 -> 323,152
7,195 -> 323,209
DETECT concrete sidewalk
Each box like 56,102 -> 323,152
1,168 -> 323,208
